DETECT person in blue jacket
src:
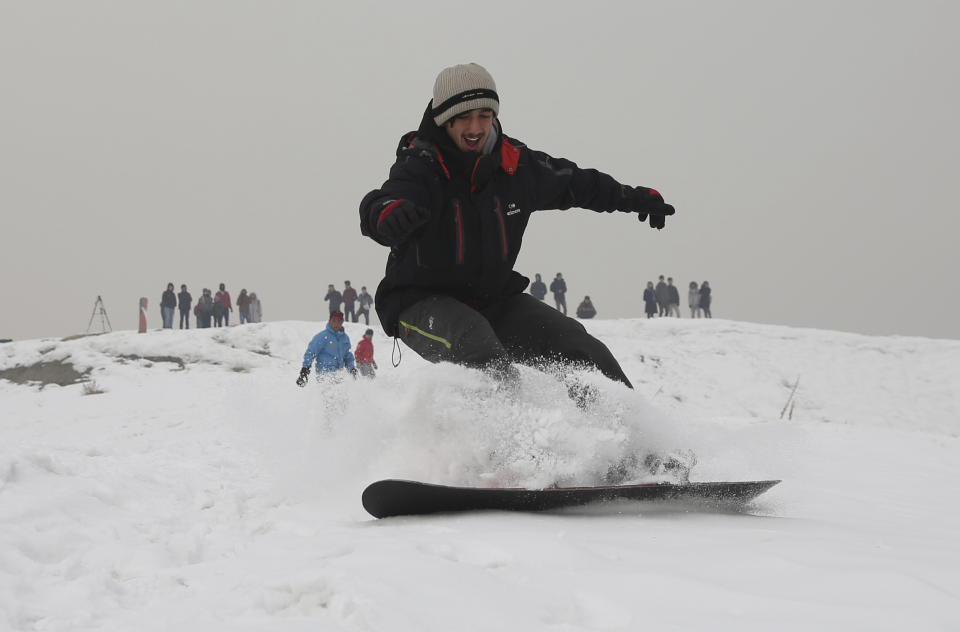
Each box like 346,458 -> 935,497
296,311 -> 357,386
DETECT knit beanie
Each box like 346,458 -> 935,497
430,63 -> 500,126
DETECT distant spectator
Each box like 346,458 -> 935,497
655,275 -> 668,317
249,292 -> 262,323
178,284 -> 192,329
237,289 -> 251,324
197,288 -> 214,328
215,283 -> 233,327
296,311 -> 356,386
700,281 -> 712,318
576,296 -> 597,319
688,281 -> 701,318
342,281 -> 358,322
324,284 -> 343,316
643,281 -> 657,318
666,277 -> 681,317
354,328 -> 378,378
550,272 -> 567,315
161,283 -> 177,329
529,273 -> 547,301
212,292 -> 225,326
357,286 -> 374,325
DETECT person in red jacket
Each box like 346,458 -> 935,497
354,328 -> 378,378
215,283 -> 233,327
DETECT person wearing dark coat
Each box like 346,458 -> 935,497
529,273 -> 547,301
643,282 -> 658,318
160,283 -> 177,329
699,281 -> 712,318
324,284 -> 343,316
342,281 -> 358,322
549,273 -> 568,315
654,275 -> 668,317
237,289 -> 251,324
358,63 -> 676,390
177,284 -> 192,329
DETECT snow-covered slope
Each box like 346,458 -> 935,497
2,319 -> 958,631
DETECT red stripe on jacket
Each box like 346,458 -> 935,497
377,200 -> 404,227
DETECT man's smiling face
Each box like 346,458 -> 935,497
444,108 -> 495,153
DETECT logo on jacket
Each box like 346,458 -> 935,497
428,316 -> 435,330
506,202 -> 521,216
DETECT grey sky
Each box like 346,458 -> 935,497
3,0 -> 958,341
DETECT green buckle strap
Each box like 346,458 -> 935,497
399,320 -> 452,349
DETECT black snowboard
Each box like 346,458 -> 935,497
362,478 -> 781,519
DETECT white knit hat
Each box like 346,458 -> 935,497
430,63 -> 499,126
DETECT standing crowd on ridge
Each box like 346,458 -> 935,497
642,275 -> 712,319
528,271 -> 713,320
159,282 -> 264,329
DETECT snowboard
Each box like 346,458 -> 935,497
362,478 -> 781,519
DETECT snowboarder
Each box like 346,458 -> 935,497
354,328 -> 378,378
358,62 -> 675,392
296,311 -> 357,386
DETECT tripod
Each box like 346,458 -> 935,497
87,295 -> 113,334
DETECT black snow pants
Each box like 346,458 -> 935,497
396,293 -> 632,388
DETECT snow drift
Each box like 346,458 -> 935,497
1,319 -> 958,630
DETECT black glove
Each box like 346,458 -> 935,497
376,199 -> 431,245
620,186 -> 675,230
296,366 -> 310,387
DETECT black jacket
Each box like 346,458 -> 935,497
667,285 -> 680,304
360,105 -> 635,336
161,290 -> 177,309
324,290 -> 343,312
643,287 -> 658,313
178,290 -> 192,311
529,280 -> 547,300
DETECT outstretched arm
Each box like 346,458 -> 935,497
528,149 -> 675,229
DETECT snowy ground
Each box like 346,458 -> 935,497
1,318 -> 958,631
